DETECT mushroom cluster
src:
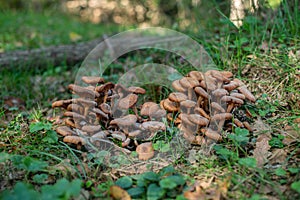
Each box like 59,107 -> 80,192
52,76 -> 166,159
160,70 -> 256,146
52,70 -> 256,159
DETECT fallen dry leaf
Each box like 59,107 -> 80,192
109,185 -> 131,200
253,134 -> 271,168
268,149 -> 287,165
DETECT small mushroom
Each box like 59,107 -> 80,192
203,128 -> 222,141
211,113 -> 233,121
127,86 -> 146,94
68,84 -> 99,99
99,103 -> 111,114
194,107 -> 210,120
64,118 -> 77,128
237,86 -> 256,102
200,76 -> 217,91
110,114 -> 137,134
230,92 -> 246,100
64,111 -> 86,121
140,102 -> 160,117
180,100 -> 197,114
63,135 -> 86,145
194,86 -> 210,99
187,71 -> 204,81
67,103 -> 83,114
223,81 -> 239,91
162,98 -> 179,112
211,102 -> 226,113
168,92 -> 188,102
52,99 -> 73,109
136,142 -> 155,160
81,125 -> 102,133
188,114 -> 209,126
212,89 -> 229,97
56,126 -> 76,136
172,80 -> 186,93
81,76 -> 105,85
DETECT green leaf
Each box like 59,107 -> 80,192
238,157 -> 257,168
42,130 -> 58,144
22,156 -> 47,172
33,174 -> 48,184
153,141 -> 170,153
147,183 -> 165,200
137,178 -> 147,188
127,187 -> 145,198
0,152 -> 11,163
1,182 -> 40,200
159,178 -> 178,189
214,145 -> 236,160
288,168 -> 299,174
29,122 -> 52,133
235,127 -> 249,136
115,176 -> 133,189
291,181 -> 300,193
159,165 -> 176,176
275,168 -> 286,176
143,171 -> 160,182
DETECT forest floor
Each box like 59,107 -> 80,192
0,2 -> 299,200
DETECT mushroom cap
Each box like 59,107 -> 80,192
211,102 -> 226,113
81,76 -> 105,85
81,125 -> 102,133
141,121 -> 166,132
136,142 -> 155,160
91,107 -> 109,119
203,128 -> 222,141
118,94 -> 138,109
172,80 -> 186,92
168,92 -> 188,102
63,135 -> 86,145
162,98 -> 179,112
188,71 -> 204,81
63,111 -> 86,121
221,96 -> 244,104
56,126 -> 76,136
52,99 -> 73,109
211,113 -> 233,121
179,77 -> 199,88
73,98 -> 97,107
99,103 -> 111,114
194,87 -> 210,99
127,86 -> 146,94
140,102 -> 160,116
188,114 -> 209,126
150,109 -> 166,119
68,84 -> 99,98
64,118 -> 76,128
111,131 -> 127,141
128,129 -> 142,137
67,103 -> 83,114
206,70 -> 230,82
180,113 -> 195,127
220,71 -> 233,79
95,82 -> 115,93
223,81 -> 239,91
180,100 -> 197,109
200,76 -> 217,91
212,89 -> 229,97
237,85 -> 256,102
230,92 -> 246,100
110,114 -> 137,126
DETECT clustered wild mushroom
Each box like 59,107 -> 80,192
52,70 -> 256,160
52,76 -> 166,160
160,70 -> 256,146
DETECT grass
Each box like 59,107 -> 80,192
1,0 -> 300,199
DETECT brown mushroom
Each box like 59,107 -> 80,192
56,126 -> 76,136
68,84 -> 99,99
127,86 -> 146,94
136,142 -> 155,160
63,135 -> 86,145
67,103 -> 83,114
118,93 -> 138,110
64,118 -> 77,128
200,76 -> 217,91
230,92 -> 246,100
140,102 -> 160,117
99,103 -> 111,114
212,89 -> 229,97
211,102 -> 226,113
188,114 -> 209,126
180,100 -> 197,114
168,92 -> 188,102
194,87 -> 210,99
172,80 -> 186,93
223,81 -> 239,91
81,125 -> 102,133
211,113 -> 233,121
52,99 -> 73,109
203,128 -> 222,141
237,86 -> 256,102
81,76 -> 105,85
110,114 -> 137,134
187,71 -> 204,81
194,107 -> 210,120
162,98 -> 179,112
